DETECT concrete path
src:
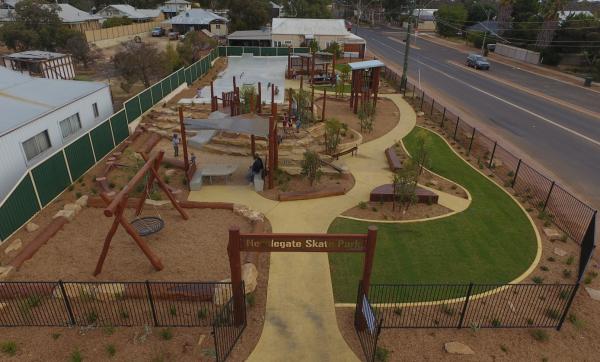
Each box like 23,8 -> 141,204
187,94 -> 439,360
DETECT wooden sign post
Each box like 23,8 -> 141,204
227,226 -> 377,325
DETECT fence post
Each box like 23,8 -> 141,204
58,280 -> 76,326
557,283 -> 580,330
467,128 -> 476,155
542,181 -> 556,211
419,91 -> 425,110
440,108 -> 446,127
453,117 -> 460,140
146,280 -> 159,327
512,159 -> 522,187
430,99 -> 435,115
457,283 -> 473,329
488,141 -> 497,168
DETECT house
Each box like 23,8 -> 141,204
412,8 -> 436,32
228,29 -> 272,47
137,8 -> 165,22
0,2 -> 102,32
2,51 -> 75,80
0,67 -> 113,199
270,18 -> 366,56
160,0 -> 191,19
270,1 -> 284,18
96,4 -> 155,22
164,9 -> 228,36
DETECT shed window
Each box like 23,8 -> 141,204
92,102 -> 99,118
59,113 -> 82,139
23,130 -> 51,161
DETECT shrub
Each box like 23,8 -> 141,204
86,310 -> 98,325
547,257 -> 555,262
103,326 -> 115,336
75,192 -> 82,199
568,313 -> 583,329
491,318 -> 501,328
70,349 -> 83,362
393,307 -> 402,316
371,206 -> 378,212
197,308 -> 208,320
375,346 -> 390,362
51,333 -> 61,340
559,290 -> 570,300
246,293 -> 256,308
562,269 -> 572,278
532,276 -> 544,284
324,118 -> 343,154
584,276 -> 593,284
106,344 -> 116,357
540,265 -> 549,271
358,201 -> 367,209
1,341 -> 17,356
300,150 -> 322,186
160,328 -> 173,340
531,329 -> 549,342
68,185 -> 74,191
545,308 -> 560,320
566,256 -> 574,266
441,304 -> 454,316
120,309 -> 129,320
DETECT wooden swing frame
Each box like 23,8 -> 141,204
93,150 -> 189,276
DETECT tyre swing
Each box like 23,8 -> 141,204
93,150 -> 189,276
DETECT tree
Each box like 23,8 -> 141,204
64,34 -> 101,69
554,14 -> 600,79
496,0 -> 514,34
228,0 -> 270,31
324,118 -> 343,154
309,39 -> 319,53
282,0 -> 331,18
535,0 -> 567,49
412,133 -> 431,175
301,150 -> 322,186
339,64 -> 351,84
240,85 -> 257,113
165,43 -> 182,72
435,4 -> 468,37
357,100 -> 376,133
292,88 -> 313,127
392,161 -> 418,213
113,41 -> 168,89
177,31 -> 213,65
324,41 -> 343,58
465,0 -> 496,25
334,80 -> 346,98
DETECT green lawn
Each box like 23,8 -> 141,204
313,83 -> 351,93
328,127 -> 537,302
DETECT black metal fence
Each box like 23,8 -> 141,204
354,283 -> 382,362
213,297 -> 247,362
368,283 -> 579,330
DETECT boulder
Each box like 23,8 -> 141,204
4,239 -> 22,254
585,287 -> 600,302
242,263 -> 258,294
53,209 -> 76,222
26,222 -> 39,232
553,247 -> 568,257
543,228 -> 562,241
95,283 -> 126,301
63,203 -> 82,214
75,195 -> 89,208
0,266 -> 13,280
416,111 -> 425,117
213,279 -> 233,305
444,342 -> 474,355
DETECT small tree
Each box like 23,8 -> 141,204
239,85 -> 257,113
334,80 -> 345,98
325,41 -> 343,58
301,150 -> 322,186
292,88 -> 313,127
392,161 -> 419,213
177,31 -> 213,65
357,100 -> 376,133
309,39 -> 319,53
64,34 -> 100,69
113,41 -> 168,89
324,118 -> 343,154
412,133 -> 431,175
164,43 -> 182,72
339,64 -> 351,84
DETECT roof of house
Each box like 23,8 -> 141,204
165,8 -> 227,25
0,67 -> 108,137
99,4 -> 153,19
164,0 -> 190,4
348,59 -> 385,70
271,18 -> 349,36
2,0 -> 17,8
228,29 -> 271,40
3,50 -> 68,61
137,8 -> 161,18
57,3 -> 102,23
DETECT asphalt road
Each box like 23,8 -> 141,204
357,27 -> 600,209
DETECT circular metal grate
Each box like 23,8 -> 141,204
130,217 -> 165,236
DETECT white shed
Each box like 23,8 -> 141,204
0,67 -> 113,199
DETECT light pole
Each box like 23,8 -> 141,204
475,1 -> 493,56
400,0 -> 416,90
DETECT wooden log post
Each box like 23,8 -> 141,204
361,226 -> 378,294
310,51 -> 315,84
332,53 -> 337,80
372,67 -> 381,110
288,88 -> 293,114
311,85 -> 315,118
251,135 -> 256,157
271,83 -> 276,116
179,107 -> 189,172
322,89 -> 327,121
210,81 -> 215,112
287,49 -> 291,78
257,81 -> 262,113
228,226 -> 245,326
268,116 -> 275,189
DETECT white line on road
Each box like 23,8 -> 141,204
370,37 -> 600,148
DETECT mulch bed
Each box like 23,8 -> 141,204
259,173 -> 355,201
342,201 -> 452,221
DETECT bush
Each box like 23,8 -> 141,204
70,349 -> 83,362
540,48 -> 561,66
1,341 -> 17,356
160,328 -> 173,340
532,276 -> 544,284
300,150 -> 322,186
358,201 -> 367,209
531,329 -> 549,342
106,344 -> 116,357
375,346 -> 390,362
467,31 -> 497,50
102,17 -> 133,28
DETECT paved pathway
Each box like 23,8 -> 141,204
188,94 -> 467,360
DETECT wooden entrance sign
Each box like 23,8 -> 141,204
227,226 -> 377,325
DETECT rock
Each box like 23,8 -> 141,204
543,228 -> 562,241
53,209 -> 75,222
0,266 -> 13,280
213,279 -> 233,305
242,263 -> 258,294
416,111 -> 425,117
4,239 -> 22,254
444,342 -> 474,355
75,195 -> 89,208
553,247 -> 568,257
165,169 -> 176,177
145,199 -> 170,206
197,334 -> 206,346
26,222 -> 39,232
585,287 -> 600,301
95,283 -> 126,301
63,203 -> 82,214
53,283 -> 95,299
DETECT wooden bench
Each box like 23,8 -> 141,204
385,147 -> 402,172
332,145 -> 358,160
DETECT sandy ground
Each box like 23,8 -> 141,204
342,201 -> 451,221
324,98 -> 400,143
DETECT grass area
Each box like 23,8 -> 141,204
313,83 -> 351,93
328,127 -> 537,302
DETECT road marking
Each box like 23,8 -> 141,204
369,37 -> 600,148
387,36 -> 421,50
446,60 -> 600,121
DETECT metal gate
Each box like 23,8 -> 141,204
354,282 -> 382,362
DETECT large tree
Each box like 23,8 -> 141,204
112,41 -> 169,89
227,0 -> 270,31
535,0 -> 567,48
554,14 -> 600,79
435,4 -> 468,37
282,0 -> 331,18
496,0 -> 514,34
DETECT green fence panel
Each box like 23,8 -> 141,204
90,120 -> 115,160
124,97 -> 141,123
0,174 -> 40,240
177,69 -> 185,86
139,88 -> 153,113
169,73 -> 179,93
262,47 -> 277,56
294,47 -> 309,54
218,46 -> 226,57
110,109 -> 129,144
185,67 -> 193,85
192,63 -> 199,81
277,47 -> 289,56
151,83 -> 163,105
243,47 -> 260,56
31,152 -> 71,206
228,46 -> 243,56
161,78 -> 172,96
64,135 -> 95,181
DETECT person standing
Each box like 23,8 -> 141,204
172,133 -> 180,157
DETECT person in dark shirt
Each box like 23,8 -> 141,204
247,153 -> 264,183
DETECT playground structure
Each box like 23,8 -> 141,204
286,50 -> 337,85
349,60 -> 384,114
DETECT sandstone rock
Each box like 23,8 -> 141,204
63,203 -> 82,214
0,266 -> 13,280
165,169 -> 176,177
416,111 -> 425,117
242,263 -> 258,294
213,279 -> 232,305
53,209 -> 75,221
543,228 -> 562,241
75,195 -> 89,207
145,199 -> 170,206
53,283 -> 95,299
4,239 -> 22,254
26,222 -> 39,232
585,287 -> 600,301
444,342 -> 474,355
95,283 -> 126,301
553,247 -> 568,257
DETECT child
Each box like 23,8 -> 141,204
172,133 -> 180,157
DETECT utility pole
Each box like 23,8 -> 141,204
401,0 -> 416,90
